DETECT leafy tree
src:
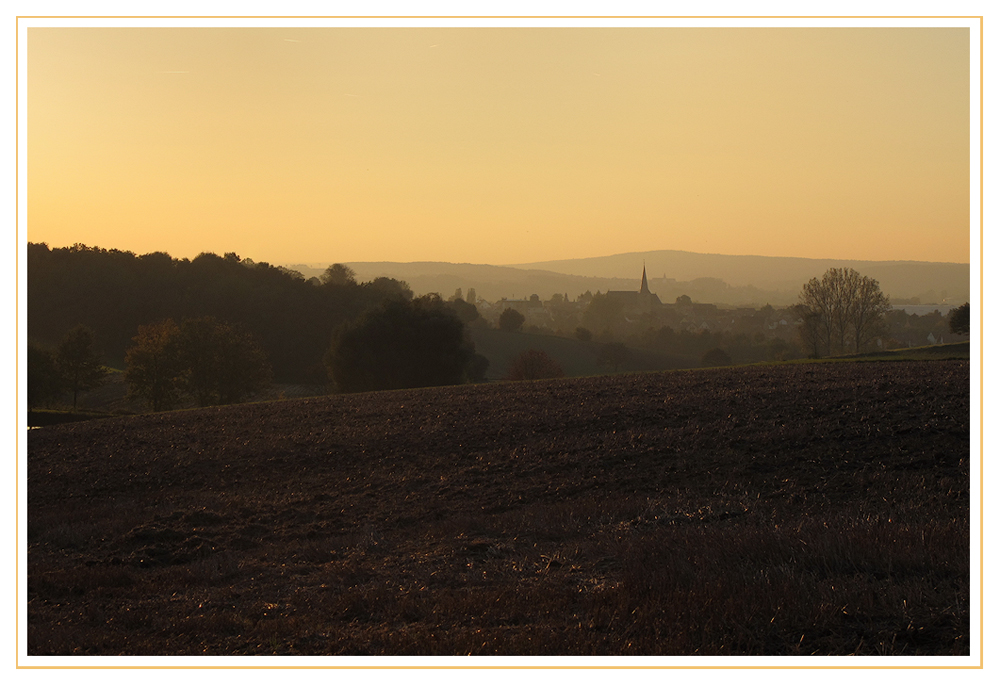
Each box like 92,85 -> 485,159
447,298 -> 482,325
321,263 -> 357,286
178,317 -> 272,406
498,308 -> 525,332
124,319 -> 185,411
55,325 -> 109,410
27,342 -> 63,408
505,350 -> 564,381
949,302 -> 970,336
325,295 -> 481,393
799,268 -> 891,355
701,347 -> 732,367
368,277 -> 413,302
124,317 -> 271,409
597,341 -> 631,373
582,292 -> 624,334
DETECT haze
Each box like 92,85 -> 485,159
27,26 -> 971,266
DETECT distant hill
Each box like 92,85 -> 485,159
507,250 -> 970,306
287,262 -> 647,304
288,250 -> 970,307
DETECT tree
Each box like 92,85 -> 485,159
325,295 -> 481,393
949,302 -> 970,336
597,342 -> 631,373
505,350 -> 564,381
124,317 -> 272,410
582,292 -> 624,334
55,325 -> 108,410
447,298 -> 482,325
575,327 -> 593,342
321,263 -> 357,286
799,268 -> 891,356
124,319 -> 184,411
498,308 -> 525,332
792,304 -> 824,358
847,272 -> 893,353
27,342 -> 63,408
367,277 -> 413,302
177,317 -> 272,406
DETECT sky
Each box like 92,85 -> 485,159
26,24 -> 972,266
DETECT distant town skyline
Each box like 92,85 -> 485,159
26,21 -> 974,267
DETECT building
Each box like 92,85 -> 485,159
605,266 -> 663,313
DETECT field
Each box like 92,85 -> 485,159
27,360 -> 970,656
469,327 -> 695,379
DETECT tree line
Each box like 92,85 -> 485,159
28,243 -> 413,383
28,244 -> 968,413
28,243 -> 489,410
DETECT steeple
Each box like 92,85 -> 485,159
640,263 -> 651,295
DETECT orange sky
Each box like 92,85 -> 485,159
26,25 -> 972,266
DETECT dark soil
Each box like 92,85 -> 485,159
27,360 -> 970,657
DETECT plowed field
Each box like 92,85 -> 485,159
27,360 -> 971,657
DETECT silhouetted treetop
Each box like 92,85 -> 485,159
325,294 -> 486,393
27,243 -> 413,383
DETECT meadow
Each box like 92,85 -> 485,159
27,359 -> 970,656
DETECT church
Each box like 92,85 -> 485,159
605,266 -> 663,313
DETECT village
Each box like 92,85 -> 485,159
463,267 -> 960,355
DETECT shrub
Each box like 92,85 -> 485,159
701,347 -> 731,367
505,350 -> 564,381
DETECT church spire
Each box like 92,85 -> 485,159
640,263 -> 650,295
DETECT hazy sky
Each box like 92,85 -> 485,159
27,26 -> 971,266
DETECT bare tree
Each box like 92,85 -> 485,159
799,268 -> 890,356
848,271 -> 892,353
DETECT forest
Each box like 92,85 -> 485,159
27,242 -> 413,384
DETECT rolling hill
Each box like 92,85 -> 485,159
288,250 -> 970,307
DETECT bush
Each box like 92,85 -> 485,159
505,350 -> 564,381
701,348 -> 731,367
597,342 -> 631,373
